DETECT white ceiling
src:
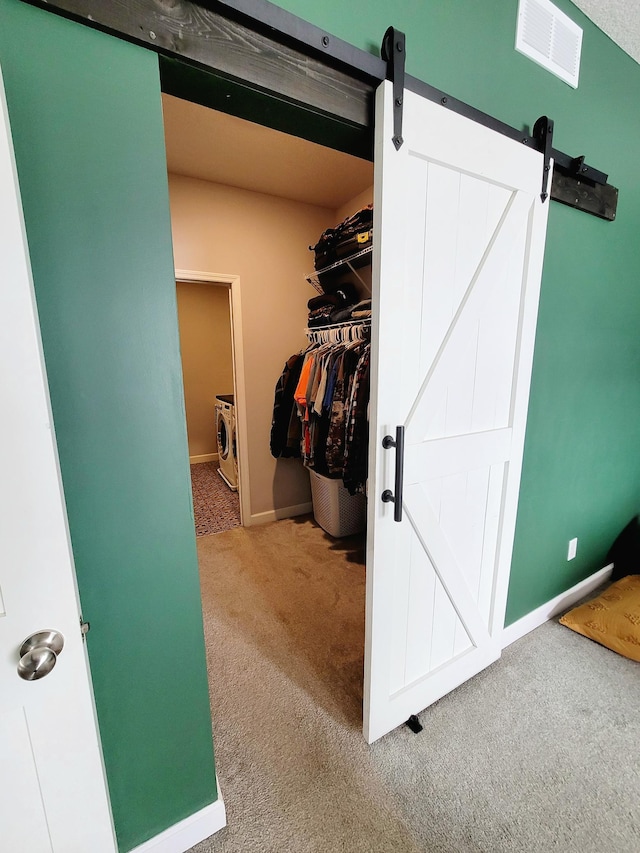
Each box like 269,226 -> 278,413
162,94 -> 373,210
162,2 -> 638,208
573,0 -> 640,64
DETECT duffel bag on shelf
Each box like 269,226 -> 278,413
309,205 -> 373,272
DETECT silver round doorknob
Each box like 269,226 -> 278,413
19,629 -> 64,658
17,629 -> 64,681
18,646 -> 58,681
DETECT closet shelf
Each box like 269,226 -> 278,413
305,245 -> 373,294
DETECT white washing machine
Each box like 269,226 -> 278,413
215,394 -> 238,491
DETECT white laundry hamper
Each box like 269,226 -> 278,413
309,470 -> 366,537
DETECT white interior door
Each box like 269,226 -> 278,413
0,65 -> 116,851
364,81 -> 550,743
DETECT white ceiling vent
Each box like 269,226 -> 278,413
516,0 -> 583,88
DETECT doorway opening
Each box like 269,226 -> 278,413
175,271 -> 249,534
164,93 -> 376,745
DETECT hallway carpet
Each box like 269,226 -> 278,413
190,518 -> 640,853
190,461 -> 241,536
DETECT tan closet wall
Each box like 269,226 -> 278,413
168,173 -> 336,521
336,186 -> 373,222
176,281 -> 233,462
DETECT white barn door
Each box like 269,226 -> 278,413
0,65 -> 116,851
364,82 -> 550,742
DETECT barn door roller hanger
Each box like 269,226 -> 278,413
533,115 -> 554,202
381,27 -> 406,151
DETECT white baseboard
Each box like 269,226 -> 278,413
248,501 -> 313,526
127,795 -> 226,853
190,453 -> 218,464
501,563 -> 613,648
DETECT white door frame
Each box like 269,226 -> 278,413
175,269 -> 250,527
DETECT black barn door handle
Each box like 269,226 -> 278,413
381,425 -> 405,522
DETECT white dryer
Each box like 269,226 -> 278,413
215,394 -> 238,491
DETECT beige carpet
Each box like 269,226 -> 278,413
191,518 -> 640,853
197,515 -> 366,730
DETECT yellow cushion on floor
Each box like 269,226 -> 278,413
560,575 -> 640,661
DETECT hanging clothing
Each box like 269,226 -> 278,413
269,353 -> 304,458
343,345 -> 370,495
325,345 -> 361,476
270,327 -> 370,495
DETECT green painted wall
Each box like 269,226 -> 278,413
273,0 -> 640,624
0,1 -> 217,850
2,0 -> 640,844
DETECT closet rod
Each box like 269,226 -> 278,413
306,318 -> 371,344
306,318 -> 370,333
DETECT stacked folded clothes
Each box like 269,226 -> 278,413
307,283 -> 360,327
350,299 -> 371,320
307,295 -> 373,327
307,305 -> 334,326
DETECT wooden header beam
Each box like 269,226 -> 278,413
20,0 -> 375,148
